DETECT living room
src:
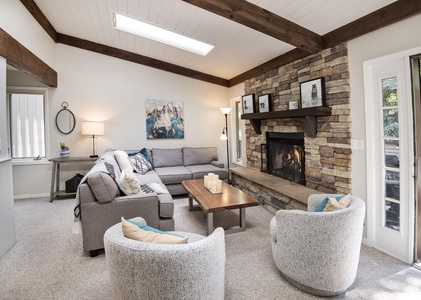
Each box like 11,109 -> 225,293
1,0 -> 421,299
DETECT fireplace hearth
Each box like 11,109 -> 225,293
266,132 -> 305,185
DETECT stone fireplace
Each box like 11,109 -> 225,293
231,42 -> 352,211
266,132 -> 305,185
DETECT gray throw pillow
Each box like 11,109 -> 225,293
87,172 -> 120,203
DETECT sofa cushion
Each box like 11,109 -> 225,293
183,147 -> 218,166
128,148 -> 153,167
121,217 -> 188,244
114,150 -> 133,172
128,153 -> 152,174
120,169 -> 140,195
154,166 -> 192,185
87,172 -> 119,203
152,148 -> 183,168
96,152 -> 130,196
186,164 -> 228,180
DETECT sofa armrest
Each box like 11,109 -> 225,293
81,194 -> 160,252
211,161 -> 224,168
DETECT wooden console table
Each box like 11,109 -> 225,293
49,156 -> 97,202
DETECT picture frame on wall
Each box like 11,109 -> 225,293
258,94 -> 271,113
242,94 -> 255,114
299,77 -> 326,108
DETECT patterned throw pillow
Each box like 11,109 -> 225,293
128,153 -> 152,175
121,217 -> 188,244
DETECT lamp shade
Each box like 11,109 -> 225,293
219,107 -> 232,114
82,121 -> 104,136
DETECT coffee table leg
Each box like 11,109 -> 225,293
207,212 -> 214,235
239,208 -> 246,230
188,194 -> 193,211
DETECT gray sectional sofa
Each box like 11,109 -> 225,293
77,146 -> 228,256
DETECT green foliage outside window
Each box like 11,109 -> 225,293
382,78 -> 399,138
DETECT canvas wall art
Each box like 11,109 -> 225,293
145,99 -> 184,139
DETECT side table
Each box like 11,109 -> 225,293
49,156 -> 97,202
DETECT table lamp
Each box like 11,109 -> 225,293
82,121 -> 104,158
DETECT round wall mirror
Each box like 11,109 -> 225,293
56,102 -> 76,134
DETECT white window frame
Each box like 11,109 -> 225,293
7,86 -> 49,165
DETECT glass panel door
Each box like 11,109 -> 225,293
382,77 -> 401,232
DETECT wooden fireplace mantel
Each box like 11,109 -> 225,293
241,106 -> 331,137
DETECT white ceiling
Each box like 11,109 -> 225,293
33,0 -> 397,80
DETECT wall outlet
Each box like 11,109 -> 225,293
351,139 -> 365,150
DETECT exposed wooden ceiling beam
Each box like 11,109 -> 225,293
182,0 -> 323,54
323,0 -> 421,48
19,0 -> 421,88
20,0 -> 229,87
57,34 -> 229,87
0,28 -> 57,87
20,0 -> 58,42
230,0 -> 421,87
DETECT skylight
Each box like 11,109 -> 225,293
112,13 -> 214,56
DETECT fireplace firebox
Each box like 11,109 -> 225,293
266,132 -> 305,185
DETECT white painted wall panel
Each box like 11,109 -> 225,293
0,57 -> 15,258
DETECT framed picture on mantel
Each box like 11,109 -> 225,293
299,77 -> 326,108
258,94 -> 271,113
242,94 -> 255,114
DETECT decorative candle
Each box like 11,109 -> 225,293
204,175 -> 209,188
211,181 -> 217,193
216,179 -> 222,193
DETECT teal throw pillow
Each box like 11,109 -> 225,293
126,219 -> 185,239
313,195 -> 345,212
139,148 -> 153,167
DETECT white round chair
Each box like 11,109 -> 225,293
270,194 -> 365,296
104,219 -> 226,300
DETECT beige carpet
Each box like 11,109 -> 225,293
0,196 -> 420,300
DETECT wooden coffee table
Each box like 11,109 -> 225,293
181,179 -> 260,235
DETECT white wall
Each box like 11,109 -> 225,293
348,14 -> 421,238
11,44 -> 230,197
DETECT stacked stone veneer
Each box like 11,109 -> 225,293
244,42 -> 351,194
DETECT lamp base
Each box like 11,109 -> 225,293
90,155 -> 98,158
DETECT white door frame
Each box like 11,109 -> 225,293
363,47 -> 421,263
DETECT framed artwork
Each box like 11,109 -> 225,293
299,77 -> 326,108
289,101 -> 299,110
145,99 -> 184,139
242,94 -> 255,114
258,94 -> 271,113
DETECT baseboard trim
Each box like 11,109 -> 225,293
14,193 -> 49,200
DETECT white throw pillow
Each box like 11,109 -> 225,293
114,150 -> 133,172
120,169 -> 140,195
